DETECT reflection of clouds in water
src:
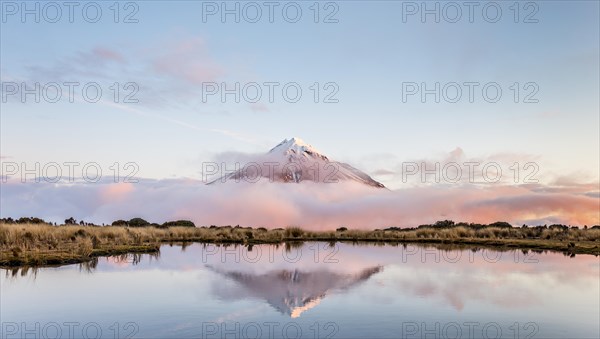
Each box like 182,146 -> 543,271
3,242 -> 597,339
353,246 -> 599,311
384,266 -> 543,310
63,242 -> 599,314
239,244 -> 598,313
208,266 -> 383,318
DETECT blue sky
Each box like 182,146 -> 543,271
1,0 -> 599,186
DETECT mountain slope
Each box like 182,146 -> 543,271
208,137 -> 386,188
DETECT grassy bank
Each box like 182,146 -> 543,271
1,222 -> 599,267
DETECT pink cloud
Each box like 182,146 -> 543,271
152,37 -> 223,84
91,47 -> 126,63
100,183 -> 134,202
1,177 -> 598,228
383,147 -> 544,188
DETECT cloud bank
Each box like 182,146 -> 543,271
1,177 -> 598,229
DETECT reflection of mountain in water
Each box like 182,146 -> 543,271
209,266 -> 383,318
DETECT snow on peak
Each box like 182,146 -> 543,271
288,137 -> 309,146
269,137 -> 323,156
209,137 -> 386,188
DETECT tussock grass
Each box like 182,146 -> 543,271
1,222 -> 599,267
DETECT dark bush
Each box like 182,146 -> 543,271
434,220 -> 455,228
162,220 -> 196,227
488,221 -> 513,228
128,218 -> 150,227
15,217 -> 48,224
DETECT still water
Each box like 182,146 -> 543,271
1,243 -> 599,338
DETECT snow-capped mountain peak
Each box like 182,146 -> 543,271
209,137 -> 386,188
269,137 -> 325,159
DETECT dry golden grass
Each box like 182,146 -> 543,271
1,223 -> 598,267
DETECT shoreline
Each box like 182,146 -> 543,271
1,223 -> 598,268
